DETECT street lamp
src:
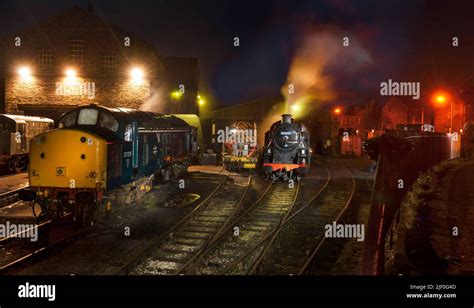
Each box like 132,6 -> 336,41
432,91 -> 453,133
197,93 -> 205,106
171,91 -> 183,99
130,67 -> 144,84
330,107 -> 342,156
18,66 -> 32,79
65,68 -> 76,78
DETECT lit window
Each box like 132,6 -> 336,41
78,109 -> 98,125
98,112 -> 119,132
70,40 -> 86,65
38,49 -> 54,69
60,111 -> 77,128
102,51 -> 116,69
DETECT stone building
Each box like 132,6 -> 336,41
380,97 -> 418,130
434,100 -> 466,134
339,106 -> 366,133
0,6 -> 199,119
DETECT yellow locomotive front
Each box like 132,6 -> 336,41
27,129 -> 107,222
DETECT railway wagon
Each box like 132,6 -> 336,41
0,115 -> 54,173
222,121 -> 258,170
20,104 -> 197,225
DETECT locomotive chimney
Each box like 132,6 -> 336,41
282,114 -> 292,124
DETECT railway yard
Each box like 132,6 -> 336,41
0,156 -> 375,275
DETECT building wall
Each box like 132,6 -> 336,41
380,97 -> 413,130
5,76 -> 152,113
434,100 -> 466,133
339,115 -> 365,132
0,7 -> 165,116
161,57 -> 199,115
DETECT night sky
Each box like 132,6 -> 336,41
0,0 -> 472,109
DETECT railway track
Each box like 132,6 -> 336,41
130,172 -> 253,275
0,217 -> 83,274
245,163 -> 355,275
115,168 -> 230,274
180,180 -> 300,275
0,186 -> 30,209
194,162 -> 355,275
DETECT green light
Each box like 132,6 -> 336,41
171,91 -> 183,99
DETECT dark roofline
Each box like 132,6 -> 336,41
211,96 -> 283,113
0,5 -> 162,60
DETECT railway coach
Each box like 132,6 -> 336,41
0,115 -> 54,173
20,104 -> 197,225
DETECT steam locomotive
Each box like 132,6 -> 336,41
262,114 -> 310,181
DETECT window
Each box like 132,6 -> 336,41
102,51 -> 116,69
99,112 -> 119,132
60,111 -> 77,128
78,109 -> 98,125
143,144 -> 149,166
38,49 -> 54,69
70,40 -> 86,65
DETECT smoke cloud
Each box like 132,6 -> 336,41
281,28 -> 373,116
139,85 -> 167,113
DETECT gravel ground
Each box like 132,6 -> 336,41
388,158 -> 474,275
7,157 -> 375,276
13,171 -> 227,275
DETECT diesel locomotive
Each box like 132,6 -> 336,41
262,114 -> 310,181
20,104 -> 197,225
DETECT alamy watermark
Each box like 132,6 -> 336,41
0,221 -> 38,242
216,126 -> 257,144
55,81 -> 95,99
325,222 -> 365,242
380,79 -> 420,100
18,282 -> 55,302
